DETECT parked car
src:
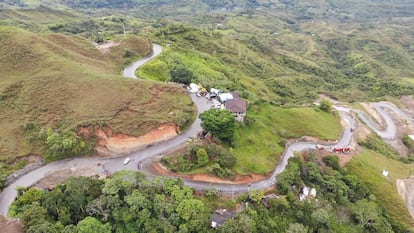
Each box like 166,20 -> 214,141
123,157 -> 131,165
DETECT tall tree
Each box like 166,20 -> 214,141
199,109 -> 236,142
170,65 -> 194,85
76,217 -> 111,233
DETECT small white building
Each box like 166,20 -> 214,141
218,93 -> 234,102
300,186 -> 317,201
188,83 -> 200,93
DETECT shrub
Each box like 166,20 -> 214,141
217,152 -> 236,168
359,134 -> 399,160
323,155 -> 340,170
319,99 -> 332,112
196,148 -> 209,167
44,129 -> 92,162
170,65 -> 194,85
200,109 -> 236,142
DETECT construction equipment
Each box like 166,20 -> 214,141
332,147 -> 350,153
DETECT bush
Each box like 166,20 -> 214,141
0,168 -> 6,191
323,155 -> 340,170
402,134 -> 414,153
359,134 -> 399,160
44,129 -> 92,162
319,99 -> 332,112
208,163 -> 234,178
196,148 -> 209,167
217,152 -> 236,168
200,109 -> 236,142
170,65 -> 194,85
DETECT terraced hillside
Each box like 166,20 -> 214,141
0,26 -> 195,174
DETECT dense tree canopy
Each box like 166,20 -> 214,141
11,159 -> 410,233
199,109 -> 236,142
170,65 -> 194,85
10,172 -> 211,233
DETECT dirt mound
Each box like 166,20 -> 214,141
0,216 -> 23,233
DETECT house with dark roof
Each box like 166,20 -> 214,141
225,99 -> 247,122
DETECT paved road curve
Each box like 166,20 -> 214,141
122,44 -> 163,79
0,44 -> 410,216
0,44 -> 208,216
356,102 -> 414,140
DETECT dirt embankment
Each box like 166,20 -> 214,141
152,162 -> 266,184
34,167 -> 106,190
95,41 -> 121,54
0,216 -> 23,233
400,96 -> 414,115
79,124 -> 179,157
361,103 -> 386,129
397,179 -> 414,219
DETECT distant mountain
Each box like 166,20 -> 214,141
2,0 -> 414,22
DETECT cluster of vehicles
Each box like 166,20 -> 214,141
311,144 -> 351,154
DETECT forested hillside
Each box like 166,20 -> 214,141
11,155 -> 413,232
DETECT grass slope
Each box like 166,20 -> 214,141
232,105 -> 342,175
0,26 -> 195,172
347,149 -> 414,228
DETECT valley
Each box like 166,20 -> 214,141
1,1 -> 414,232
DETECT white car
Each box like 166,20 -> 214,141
123,157 -> 131,165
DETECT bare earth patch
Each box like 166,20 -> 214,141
81,124 -> 179,156
361,102 -> 386,129
400,96 -> 414,114
95,41 -> 121,54
0,216 -> 23,233
396,179 -> 414,219
34,167 -> 106,190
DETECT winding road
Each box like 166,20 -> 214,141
122,44 -> 163,79
0,44 -> 412,216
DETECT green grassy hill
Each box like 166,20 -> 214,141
347,149 -> 414,228
0,26 -> 195,173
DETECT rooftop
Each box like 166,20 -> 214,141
225,99 -> 247,113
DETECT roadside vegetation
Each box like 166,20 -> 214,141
162,142 -> 237,179
12,153 -> 413,232
272,153 -> 411,232
360,134 -> 414,163
9,171 -> 213,232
